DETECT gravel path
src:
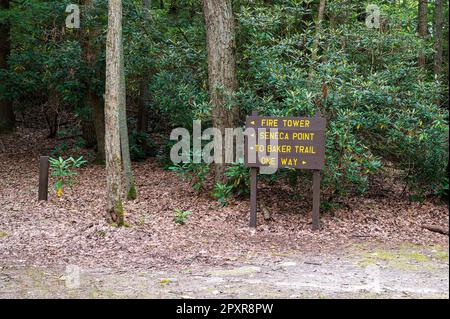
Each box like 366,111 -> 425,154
1,243 -> 448,299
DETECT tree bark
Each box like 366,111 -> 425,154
137,0 -> 151,135
143,0 -> 151,9
433,0 -> 443,75
119,58 -> 136,200
417,0 -> 428,67
81,0 -> 106,163
169,0 -> 177,14
91,90 -> 106,163
309,0 -> 326,79
105,0 -> 125,225
0,0 -> 15,133
137,81 -> 149,133
202,0 -> 238,183
311,0 -> 326,62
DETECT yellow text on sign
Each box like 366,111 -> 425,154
259,157 -> 276,165
255,144 -> 316,154
259,131 -> 315,141
283,119 -> 310,128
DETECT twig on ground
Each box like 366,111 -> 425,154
422,225 -> 449,236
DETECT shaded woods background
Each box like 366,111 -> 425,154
0,0 -> 448,205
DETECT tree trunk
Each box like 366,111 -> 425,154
143,0 -> 151,9
309,0 -> 326,79
311,0 -> 326,62
137,81 -> 149,133
202,0 -> 238,183
169,0 -> 177,14
81,0 -> 106,163
91,90 -> 106,163
117,2 -> 136,200
137,0 -> 151,135
119,60 -> 137,200
417,0 -> 428,67
105,0 -> 125,226
0,0 -> 14,133
433,0 -> 443,75
44,89 -> 60,138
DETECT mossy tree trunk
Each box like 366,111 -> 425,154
105,0 -> 125,225
202,0 -> 239,183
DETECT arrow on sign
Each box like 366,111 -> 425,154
302,160 -> 307,165
250,121 -> 255,125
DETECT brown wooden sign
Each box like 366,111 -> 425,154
244,115 -> 326,170
244,111 -> 326,230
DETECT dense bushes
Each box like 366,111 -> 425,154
1,0 -> 448,201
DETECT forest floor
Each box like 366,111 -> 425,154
0,127 -> 448,298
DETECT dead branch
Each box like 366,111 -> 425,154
422,225 -> 449,236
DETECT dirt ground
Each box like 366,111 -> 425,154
0,128 -> 449,299
0,243 -> 448,298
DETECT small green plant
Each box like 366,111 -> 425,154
51,142 -> 68,157
169,160 -> 210,192
212,183 -> 233,207
224,163 -> 250,196
174,209 -> 193,224
49,156 -> 87,197
130,130 -> 157,161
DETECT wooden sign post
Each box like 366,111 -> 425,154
38,156 -> 49,201
245,111 -> 326,230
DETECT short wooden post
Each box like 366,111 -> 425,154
249,167 -> 258,228
249,110 -> 258,228
312,170 -> 321,230
38,156 -> 49,201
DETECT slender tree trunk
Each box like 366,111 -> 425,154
45,89 -> 60,138
169,0 -> 177,14
137,81 -> 149,133
117,1 -> 136,200
143,0 -> 151,9
202,0 -> 238,183
91,91 -> 106,163
417,0 -> 428,67
137,0 -> 151,135
0,0 -> 15,133
105,0 -> 125,225
81,0 -> 106,163
119,60 -> 136,200
311,0 -> 326,62
309,0 -> 326,80
433,0 -> 443,75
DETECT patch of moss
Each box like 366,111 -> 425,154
115,199 -> 125,227
127,184 -> 137,200
405,251 -> 430,263
434,251 -> 449,262
356,246 -> 435,271
159,279 -> 172,286
0,231 -> 8,238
